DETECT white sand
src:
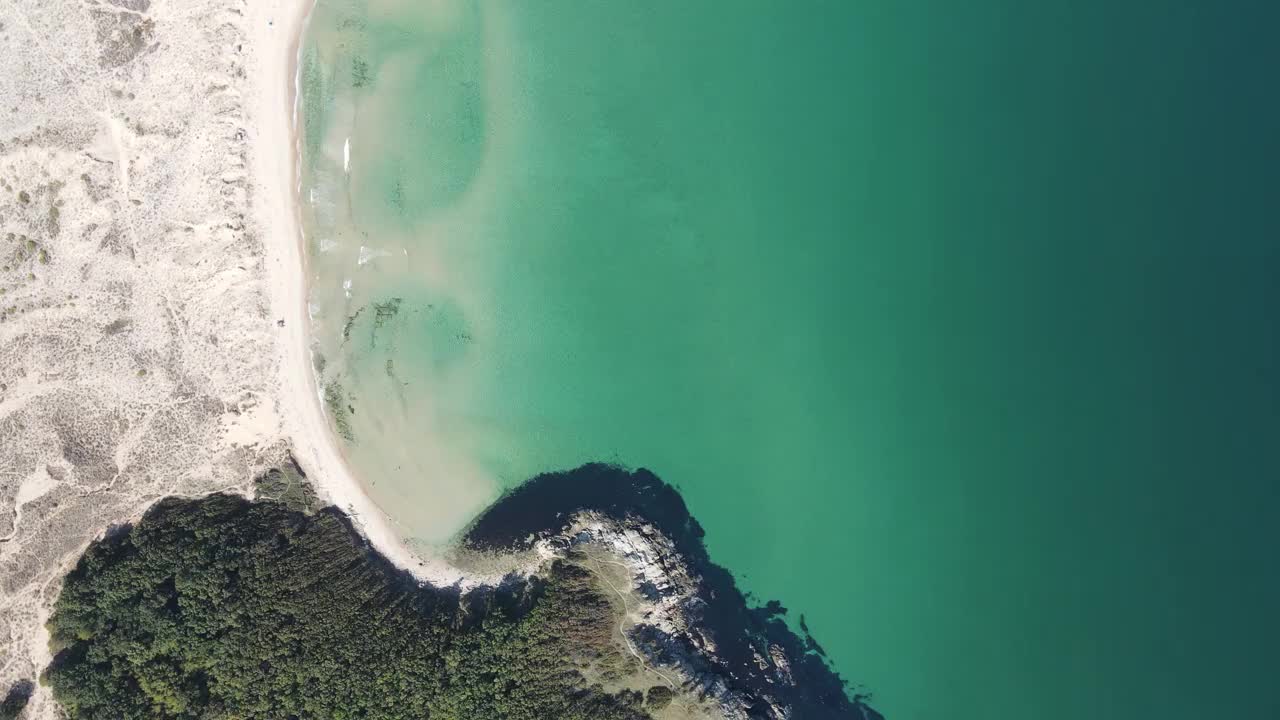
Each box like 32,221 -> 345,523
0,0 -> 306,708
246,0 -> 482,588
0,0 -> 502,709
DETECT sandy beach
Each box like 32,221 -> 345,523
248,0 -> 484,588
0,0 -> 473,711
0,5 -> 882,718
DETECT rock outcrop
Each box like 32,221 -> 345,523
466,463 -> 882,720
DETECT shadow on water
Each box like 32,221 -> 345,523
463,463 -> 884,720
44,464 -> 879,719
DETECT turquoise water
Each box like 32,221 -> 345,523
300,2 -> 1280,718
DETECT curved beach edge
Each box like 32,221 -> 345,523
247,9 -> 879,717
248,0 -> 483,590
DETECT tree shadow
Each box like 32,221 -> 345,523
0,679 -> 34,720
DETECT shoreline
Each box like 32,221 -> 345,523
247,0 -> 473,587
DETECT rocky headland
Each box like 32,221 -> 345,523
466,464 -> 883,720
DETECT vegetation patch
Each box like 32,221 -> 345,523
253,459 -> 321,514
44,494 -> 651,720
322,380 -> 354,442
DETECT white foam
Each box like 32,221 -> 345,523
357,245 -> 391,266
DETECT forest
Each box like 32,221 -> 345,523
43,493 -> 660,720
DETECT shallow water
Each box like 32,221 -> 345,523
300,1 -> 1280,717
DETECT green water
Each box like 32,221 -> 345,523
300,1 -> 1280,717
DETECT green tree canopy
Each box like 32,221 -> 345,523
44,494 -> 649,720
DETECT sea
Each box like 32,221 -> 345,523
297,1 -> 1280,718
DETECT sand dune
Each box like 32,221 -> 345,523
0,1 -> 469,712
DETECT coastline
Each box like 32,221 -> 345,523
246,0 -> 473,587
0,0 -> 336,709
0,3 -> 868,716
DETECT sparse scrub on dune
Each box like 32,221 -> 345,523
0,0 -> 320,707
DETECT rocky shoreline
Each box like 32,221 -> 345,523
18,461 -> 881,720
465,464 -> 882,720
